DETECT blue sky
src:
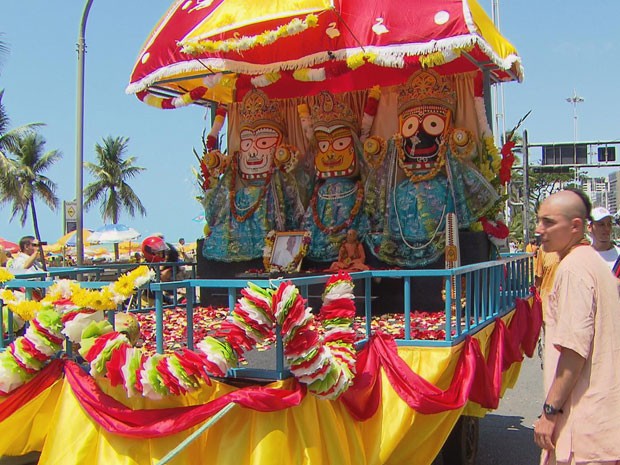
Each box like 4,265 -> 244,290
1,1 -> 619,245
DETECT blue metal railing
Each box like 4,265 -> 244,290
1,254 -> 533,378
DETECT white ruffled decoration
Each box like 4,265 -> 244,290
0,359 -> 26,393
250,73 -> 281,88
202,73 -> 224,88
322,281 -> 355,303
62,311 -> 104,343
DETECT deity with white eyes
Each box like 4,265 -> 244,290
363,70 -> 498,267
202,90 -> 303,261
299,91 -> 368,263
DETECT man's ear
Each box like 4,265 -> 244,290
571,217 -> 585,233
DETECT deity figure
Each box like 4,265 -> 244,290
300,91 -> 369,263
202,90 -> 304,261
364,70 -> 498,268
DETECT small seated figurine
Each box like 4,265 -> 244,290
328,229 -> 369,272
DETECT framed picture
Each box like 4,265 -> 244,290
263,230 -> 310,273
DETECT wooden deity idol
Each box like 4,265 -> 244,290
363,70 -> 498,268
202,90 -> 304,262
300,91 -> 369,263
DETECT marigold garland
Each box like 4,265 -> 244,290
311,180 -> 364,234
181,14 -> 319,55
0,266 -> 155,394
229,155 -> 274,223
0,268 -> 14,284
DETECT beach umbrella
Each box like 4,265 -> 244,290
89,224 -> 141,244
55,229 -> 93,247
0,238 -> 19,254
127,0 -> 522,105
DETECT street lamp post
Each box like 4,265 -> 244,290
566,90 -> 584,183
75,0 -> 94,267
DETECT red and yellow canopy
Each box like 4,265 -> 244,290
127,0 -> 522,106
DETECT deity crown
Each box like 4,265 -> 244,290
239,89 -> 286,132
398,69 -> 456,115
311,91 -> 358,133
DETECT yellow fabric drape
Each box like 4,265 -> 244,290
0,307 -> 530,465
0,378 -> 63,457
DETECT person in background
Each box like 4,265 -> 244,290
588,206 -> 620,273
0,246 -> 7,267
533,189 -> 620,465
177,237 -> 190,262
7,236 -> 42,271
525,237 -> 539,254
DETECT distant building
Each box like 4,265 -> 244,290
609,171 -> 619,214
581,176 -> 609,209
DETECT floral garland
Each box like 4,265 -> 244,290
198,273 -> 357,399
229,155 -> 274,223
0,266 -> 155,394
0,267 -> 357,401
263,230 -> 311,273
311,180 -> 364,234
394,134 -> 447,183
479,216 -> 510,248
0,268 -> 14,284
181,14 -> 319,55
499,140 -> 516,185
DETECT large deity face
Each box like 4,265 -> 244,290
314,125 -> 356,178
398,105 -> 450,172
238,124 -> 282,177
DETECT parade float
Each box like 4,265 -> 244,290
0,1 -> 539,464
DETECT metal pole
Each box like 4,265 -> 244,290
76,0 -> 94,267
522,130 -> 530,245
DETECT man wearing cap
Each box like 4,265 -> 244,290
588,206 -> 620,272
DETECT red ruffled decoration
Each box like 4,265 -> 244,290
499,140 -> 516,185
479,217 -> 510,239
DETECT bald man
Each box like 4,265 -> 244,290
533,189 -> 620,465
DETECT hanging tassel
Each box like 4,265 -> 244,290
360,86 -> 381,142
206,105 -> 227,151
297,103 -> 314,141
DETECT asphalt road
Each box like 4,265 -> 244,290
476,351 -> 544,465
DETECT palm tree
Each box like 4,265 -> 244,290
84,136 -> 146,260
0,90 -> 43,159
0,132 -> 61,267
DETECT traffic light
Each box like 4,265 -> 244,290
598,146 -> 616,162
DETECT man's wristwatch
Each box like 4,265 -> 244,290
543,403 -> 563,416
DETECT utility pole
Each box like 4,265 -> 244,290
566,90 -> 584,184
75,0 -> 94,267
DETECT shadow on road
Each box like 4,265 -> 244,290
477,414 -> 539,465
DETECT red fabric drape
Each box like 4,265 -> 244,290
63,361 -> 306,438
342,296 -> 542,419
0,359 -> 64,421
8,295 -> 540,437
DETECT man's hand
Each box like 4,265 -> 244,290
534,413 -> 557,450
